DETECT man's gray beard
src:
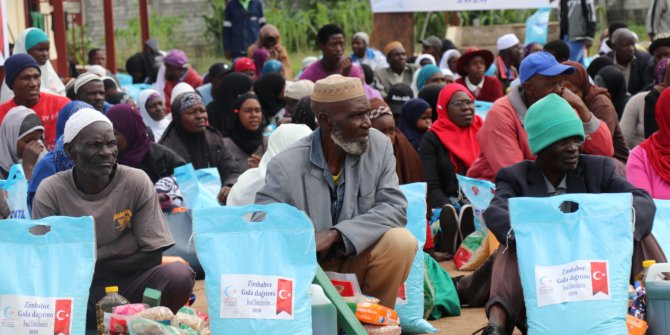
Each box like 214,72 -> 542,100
330,123 -> 369,156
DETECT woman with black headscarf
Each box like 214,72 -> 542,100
160,92 -> 242,204
222,93 -> 266,173
253,73 -> 287,126
207,72 -> 253,137
419,83 -> 445,122
594,65 -> 630,119
291,96 -> 318,130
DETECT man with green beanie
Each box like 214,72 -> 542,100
479,93 -> 666,335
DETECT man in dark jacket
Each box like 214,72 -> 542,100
480,93 -> 666,335
560,0 -> 596,64
606,28 -> 654,95
223,0 -> 265,59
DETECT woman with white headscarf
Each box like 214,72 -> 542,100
138,89 -> 171,141
227,124 -> 312,206
1,28 -> 66,103
0,106 -> 47,179
439,49 -> 462,80
411,54 -> 438,94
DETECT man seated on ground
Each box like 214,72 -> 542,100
32,108 -> 195,329
74,73 -> 106,113
299,24 -> 363,83
0,54 -> 70,149
374,41 -> 417,96
606,28 -> 654,95
467,51 -> 614,181
159,50 -> 203,113
488,34 -> 524,93
350,32 -> 388,71
480,93 -> 666,335
256,75 -> 417,308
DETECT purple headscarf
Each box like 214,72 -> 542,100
253,48 -> 270,77
106,104 -> 151,167
655,58 -> 670,85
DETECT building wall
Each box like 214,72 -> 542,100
606,0 -> 651,24
82,0 -> 214,68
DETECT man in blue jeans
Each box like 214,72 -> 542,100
560,0 -> 596,64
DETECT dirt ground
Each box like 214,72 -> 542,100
190,260 -> 503,335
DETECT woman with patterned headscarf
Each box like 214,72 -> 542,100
160,91 -> 242,204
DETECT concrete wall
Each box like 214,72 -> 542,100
82,0 -> 213,63
606,0 -> 651,24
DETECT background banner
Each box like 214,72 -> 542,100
371,0 -> 553,13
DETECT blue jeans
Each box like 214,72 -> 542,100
563,35 -> 586,65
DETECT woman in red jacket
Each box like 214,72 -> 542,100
456,48 -> 503,103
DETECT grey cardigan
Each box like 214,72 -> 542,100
222,137 -> 265,175
255,128 -> 408,255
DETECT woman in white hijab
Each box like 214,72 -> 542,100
438,49 -> 462,80
0,106 -> 47,180
411,54 -> 437,95
227,124 -> 312,206
138,89 -> 171,141
1,28 -> 66,103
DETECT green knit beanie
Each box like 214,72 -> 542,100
525,93 -> 585,154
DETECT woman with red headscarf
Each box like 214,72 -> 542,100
627,88 -> 670,199
562,61 -> 629,164
420,83 -> 483,257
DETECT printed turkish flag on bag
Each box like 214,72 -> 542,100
276,278 -> 293,316
591,261 -> 609,296
54,298 -> 73,335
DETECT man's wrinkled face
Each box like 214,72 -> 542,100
388,48 -> 407,71
328,101 -> 372,156
352,37 -> 366,57
538,136 -> 583,172
77,80 -> 105,112
612,34 -> 636,64
66,122 -> 118,178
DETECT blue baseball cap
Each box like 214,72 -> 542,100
519,51 -> 575,84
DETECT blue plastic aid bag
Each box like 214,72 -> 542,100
194,167 -> 222,196
396,183 -> 437,334
0,216 -> 96,335
193,204 -> 316,334
0,164 -> 31,219
511,193 -> 633,335
456,175 -> 496,231
174,163 -> 220,210
525,7 -> 552,45
652,199 -> 670,257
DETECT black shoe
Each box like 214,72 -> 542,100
436,204 -> 459,254
474,323 -> 507,335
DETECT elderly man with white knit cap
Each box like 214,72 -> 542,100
74,73 -> 105,112
487,33 -> 524,93
350,32 -> 388,71
256,74 -> 417,308
32,108 -> 195,330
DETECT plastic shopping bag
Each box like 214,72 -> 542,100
0,164 -> 30,219
651,199 -> 670,257
525,7 -> 552,45
453,175 -> 496,270
193,204 -> 316,334
0,216 -> 96,335
174,164 -> 220,210
511,193 -> 633,335
395,183 -> 437,334
195,168 -> 221,197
